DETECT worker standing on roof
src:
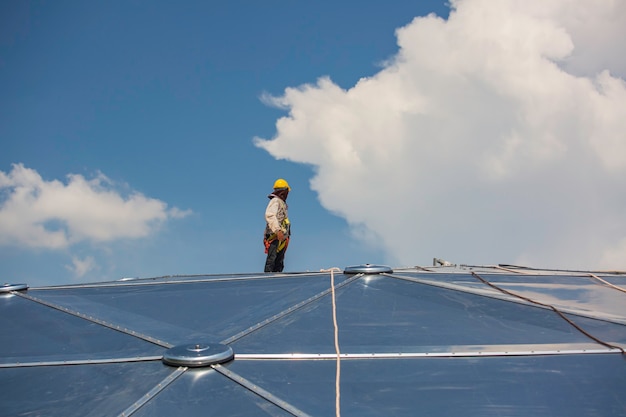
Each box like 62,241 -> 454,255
264,179 -> 291,272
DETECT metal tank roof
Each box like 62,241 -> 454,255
1,262 -> 625,416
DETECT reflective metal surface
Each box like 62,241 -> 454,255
28,275 -> 349,346
0,361 -> 174,417
226,355 -> 626,416
130,367 -> 294,417
0,294 -> 164,365
390,272 -> 626,324
232,275 -> 617,354
1,266 -> 625,416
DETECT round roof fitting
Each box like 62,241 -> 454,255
162,343 -> 234,367
1,283 -> 28,293
344,264 -> 393,274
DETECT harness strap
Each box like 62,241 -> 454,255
264,233 -> 290,254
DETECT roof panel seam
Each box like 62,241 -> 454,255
221,274 -> 363,345
14,292 -> 173,348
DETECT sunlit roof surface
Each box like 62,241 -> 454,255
2,263 -> 625,416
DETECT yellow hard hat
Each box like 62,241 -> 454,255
273,178 -> 291,191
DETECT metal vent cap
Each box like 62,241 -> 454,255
344,264 -> 393,274
162,343 -> 234,367
1,283 -> 28,294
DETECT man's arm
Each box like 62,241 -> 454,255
265,199 -> 285,240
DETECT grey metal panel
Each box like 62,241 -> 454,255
28,274 -> 349,346
470,273 -> 626,318
390,272 -> 626,344
131,367 -> 293,417
0,361 -> 174,417
227,354 -> 626,417
2,269 -> 625,416
562,313 -> 626,344
0,294 -> 164,364
232,275 -> 601,354
392,272 -> 626,321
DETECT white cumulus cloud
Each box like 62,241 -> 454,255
0,163 -> 191,249
255,0 -> 626,270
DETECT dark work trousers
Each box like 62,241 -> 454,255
264,239 -> 286,272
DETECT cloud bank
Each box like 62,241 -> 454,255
255,0 -> 626,269
0,163 -> 190,250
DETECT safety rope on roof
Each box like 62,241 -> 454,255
471,272 -> 625,355
498,264 -> 626,275
588,273 -> 626,294
321,267 -> 343,417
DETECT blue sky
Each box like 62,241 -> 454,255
2,0 -> 626,287
1,0 -> 448,285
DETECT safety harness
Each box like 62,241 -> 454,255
264,218 -> 290,254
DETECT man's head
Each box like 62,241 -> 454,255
273,178 -> 291,191
272,178 -> 290,201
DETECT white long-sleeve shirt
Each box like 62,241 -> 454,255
264,196 -> 289,235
